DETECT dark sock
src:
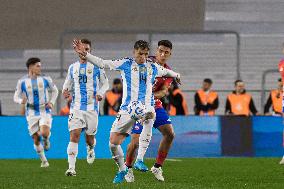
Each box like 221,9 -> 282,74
154,163 -> 162,168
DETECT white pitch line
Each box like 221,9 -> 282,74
166,159 -> 182,162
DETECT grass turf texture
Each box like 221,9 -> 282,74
0,158 -> 283,189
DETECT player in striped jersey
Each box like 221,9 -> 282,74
73,39 -> 181,183
63,39 -> 109,176
125,40 -> 175,182
14,57 -> 59,168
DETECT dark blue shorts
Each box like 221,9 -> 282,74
131,108 -> 172,134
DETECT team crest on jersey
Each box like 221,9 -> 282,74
87,69 -> 92,74
80,68 -> 85,74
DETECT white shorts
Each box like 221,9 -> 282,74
26,114 -> 52,136
111,107 -> 156,134
68,109 -> 98,135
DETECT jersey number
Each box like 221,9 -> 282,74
33,91 -> 38,97
79,75 -> 87,84
139,73 -> 147,84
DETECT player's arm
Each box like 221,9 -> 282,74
73,39 -> 124,70
96,69 -> 109,101
46,76 -> 59,108
154,85 -> 168,99
13,80 -> 26,104
264,93 -> 272,115
155,64 -> 181,84
62,66 -> 74,99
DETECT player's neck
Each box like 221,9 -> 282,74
157,60 -> 166,66
80,59 -> 87,64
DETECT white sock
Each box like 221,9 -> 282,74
67,142 -> 78,169
137,119 -> 154,161
34,144 -> 47,162
109,142 -> 126,172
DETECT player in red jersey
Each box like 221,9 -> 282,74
125,40 -> 176,182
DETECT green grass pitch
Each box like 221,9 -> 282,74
0,158 -> 284,189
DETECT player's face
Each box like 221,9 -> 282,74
31,62 -> 41,75
156,45 -> 172,64
80,43 -> 91,61
133,48 -> 149,64
202,82 -> 211,91
235,82 -> 245,93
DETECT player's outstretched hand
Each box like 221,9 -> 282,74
63,90 -> 71,99
176,73 -> 181,85
73,39 -> 87,57
95,94 -> 103,101
21,95 -> 27,104
45,102 -> 53,110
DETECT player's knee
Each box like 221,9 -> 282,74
165,131 -> 175,142
70,134 -> 80,143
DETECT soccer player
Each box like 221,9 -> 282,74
14,57 -> 59,167
73,39 -> 181,183
63,39 -> 109,176
125,40 -> 176,182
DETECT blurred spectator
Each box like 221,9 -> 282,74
60,96 -> 72,116
103,78 -> 122,115
225,80 -> 259,116
194,78 -> 219,116
264,78 -> 283,116
168,80 -> 189,115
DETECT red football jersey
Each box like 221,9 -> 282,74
152,60 -> 173,109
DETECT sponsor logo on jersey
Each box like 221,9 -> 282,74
87,69 -> 92,74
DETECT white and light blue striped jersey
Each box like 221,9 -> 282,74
102,58 -> 169,111
63,61 -> 109,112
14,75 -> 59,116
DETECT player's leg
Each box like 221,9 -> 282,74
32,131 -> 49,168
28,117 -> 49,168
150,124 -> 174,182
110,111 -> 136,183
136,111 -> 156,165
66,110 -> 85,176
125,132 -> 140,183
150,108 -> 174,181
84,110 -> 98,164
66,128 -> 81,176
39,114 -> 52,151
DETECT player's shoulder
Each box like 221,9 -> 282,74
41,74 -> 52,80
18,75 -> 29,82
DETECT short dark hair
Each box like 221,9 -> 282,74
26,57 -> 40,68
134,40 -> 150,50
278,78 -> 282,82
113,78 -> 122,85
203,78 -> 213,84
234,79 -> 243,86
81,38 -> 92,47
158,40 -> 173,49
